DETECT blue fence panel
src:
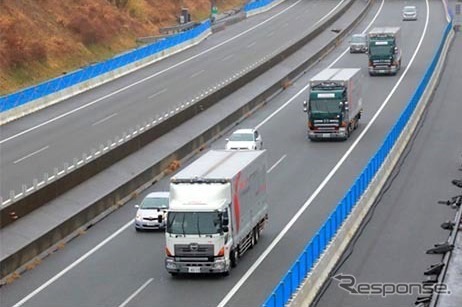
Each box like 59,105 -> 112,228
263,21 -> 453,307
1,20 -> 211,114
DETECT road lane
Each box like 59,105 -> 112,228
0,0 -> 344,199
0,0 -> 448,306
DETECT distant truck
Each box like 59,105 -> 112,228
303,68 -> 363,141
165,150 -> 268,276
367,27 -> 402,76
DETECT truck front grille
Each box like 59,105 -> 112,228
174,244 -> 214,257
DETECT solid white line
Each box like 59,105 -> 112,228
117,278 -> 154,307
0,0 -> 305,146
11,220 -> 134,307
148,88 -> 167,99
190,69 -> 205,78
267,154 -> 287,173
13,146 -> 49,164
255,0 -> 381,130
91,113 -> 118,126
218,0 -> 433,305
247,42 -> 257,48
9,1 -> 350,305
222,54 -> 234,61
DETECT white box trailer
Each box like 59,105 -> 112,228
303,68 -> 363,140
165,149 -> 268,275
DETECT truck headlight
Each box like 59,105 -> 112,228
166,259 -> 177,269
213,258 -> 225,269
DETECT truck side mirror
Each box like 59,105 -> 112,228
303,100 -> 307,112
223,211 -> 229,226
223,225 -> 229,233
394,46 -> 398,54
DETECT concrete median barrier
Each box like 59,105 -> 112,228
0,0 -> 355,230
1,0 -> 366,280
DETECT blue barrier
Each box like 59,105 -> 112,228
244,0 -> 277,12
0,21 -> 211,113
263,20 -> 453,307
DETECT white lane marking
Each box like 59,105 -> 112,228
190,69 -> 205,78
91,113 -> 118,126
148,88 -> 167,99
218,0 -> 433,305
117,278 -> 154,307
222,54 -> 234,61
13,146 -> 49,164
11,220 -> 134,307
9,1 -> 351,305
0,0 -> 306,146
255,0 -> 382,130
246,41 -> 257,48
267,154 -> 287,173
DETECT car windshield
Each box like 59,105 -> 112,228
229,132 -> 253,142
351,36 -> 365,43
369,45 -> 393,56
167,211 -> 222,235
140,197 -> 169,209
404,7 -> 416,13
311,99 -> 341,115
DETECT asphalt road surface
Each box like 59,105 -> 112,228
316,19 -> 462,307
0,0 -> 449,306
0,0 -> 345,200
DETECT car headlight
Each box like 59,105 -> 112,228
135,214 -> 142,221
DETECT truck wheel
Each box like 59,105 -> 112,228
254,226 -> 260,244
230,249 -> 239,268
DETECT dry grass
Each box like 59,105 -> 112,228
0,0 -> 246,95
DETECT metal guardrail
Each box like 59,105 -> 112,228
262,19 -> 454,307
159,21 -> 200,34
0,21 -> 211,113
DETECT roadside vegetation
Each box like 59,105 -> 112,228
0,0 -> 245,95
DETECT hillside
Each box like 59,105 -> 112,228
0,0 -> 245,95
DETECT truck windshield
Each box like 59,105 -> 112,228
310,99 -> 341,116
369,45 -> 393,56
167,212 -> 222,235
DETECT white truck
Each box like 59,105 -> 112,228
303,68 -> 363,140
165,150 -> 268,276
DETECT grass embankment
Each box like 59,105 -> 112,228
0,0 -> 246,96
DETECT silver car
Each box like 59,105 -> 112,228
349,34 -> 368,53
134,191 -> 169,231
402,6 -> 417,21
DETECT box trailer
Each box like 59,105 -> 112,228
165,150 -> 268,275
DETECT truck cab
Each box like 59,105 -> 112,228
303,68 -> 362,141
367,27 -> 402,76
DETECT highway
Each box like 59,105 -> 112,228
0,0 -> 449,306
315,20 -> 461,307
0,0 -> 346,200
